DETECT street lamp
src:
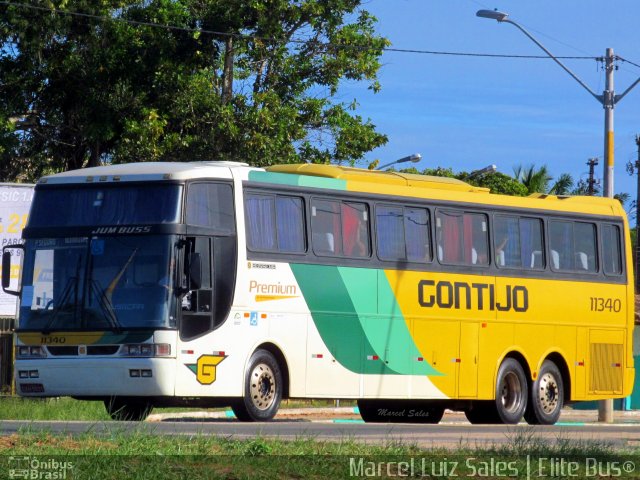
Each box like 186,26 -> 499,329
377,153 -> 422,171
469,164 -> 497,178
476,9 -> 640,199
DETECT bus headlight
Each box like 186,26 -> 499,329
121,344 -> 171,357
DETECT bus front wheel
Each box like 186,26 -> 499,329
104,398 -> 153,421
232,349 -> 282,422
494,358 -> 528,424
524,360 -> 564,425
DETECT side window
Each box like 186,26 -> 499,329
245,194 -> 276,251
376,205 -> 431,262
494,216 -> 544,269
341,202 -> 370,258
549,221 -> 572,271
549,220 -> 597,272
186,183 -> 234,231
376,205 -> 405,260
276,197 -> 305,253
311,199 -> 370,258
245,193 -> 306,253
405,207 -> 431,262
602,224 -> 623,275
574,222 -> 597,272
311,199 -> 342,256
436,210 -> 488,266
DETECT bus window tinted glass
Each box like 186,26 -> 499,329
405,208 -> 431,262
603,224 -> 622,275
245,194 -> 276,251
187,183 -> 234,230
574,222 -> 597,271
376,205 -> 405,260
342,202 -> 370,258
494,216 -> 544,269
276,197 -> 305,253
436,211 -> 488,265
311,200 -> 342,256
549,220 -> 597,272
29,185 -> 183,227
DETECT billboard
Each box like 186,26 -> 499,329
0,184 -> 34,317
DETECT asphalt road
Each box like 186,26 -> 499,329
3,411 -> 640,448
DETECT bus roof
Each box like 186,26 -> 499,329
37,161 -> 250,184
265,163 -> 626,218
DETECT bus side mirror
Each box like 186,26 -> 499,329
188,252 -> 202,290
1,251 -> 11,290
2,246 -> 24,296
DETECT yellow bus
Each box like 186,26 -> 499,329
3,162 -> 633,425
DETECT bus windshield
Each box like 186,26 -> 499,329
18,236 -> 178,331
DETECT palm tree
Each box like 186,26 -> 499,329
548,173 -> 574,195
513,164 -> 552,194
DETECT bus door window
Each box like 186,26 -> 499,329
180,237 -> 213,340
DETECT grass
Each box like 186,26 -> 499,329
0,429 -> 637,479
0,396 -> 354,421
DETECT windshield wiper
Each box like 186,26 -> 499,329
89,279 -> 122,332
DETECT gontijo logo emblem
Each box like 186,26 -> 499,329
186,353 -> 227,385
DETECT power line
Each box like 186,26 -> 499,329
0,0 -> 599,60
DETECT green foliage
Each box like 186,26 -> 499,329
0,0 -> 388,181
400,165 -> 527,196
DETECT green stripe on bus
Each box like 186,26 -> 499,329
248,171 -> 347,190
338,267 -> 440,376
291,264 -> 439,376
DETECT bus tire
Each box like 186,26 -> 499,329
524,360 -> 563,425
464,401 -> 501,424
494,358 -> 528,424
104,398 -> 153,421
232,349 -> 282,422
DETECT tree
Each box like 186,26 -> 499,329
513,164 -> 553,194
399,166 -> 528,196
0,0 -> 389,181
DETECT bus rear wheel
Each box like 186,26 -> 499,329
494,358 -> 528,424
232,349 -> 282,422
104,398 -> 153,421
524,360 -> 564,425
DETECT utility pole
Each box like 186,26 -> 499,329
635,135 -> 640,292
586,158 -> 599,195
603,48 -> 615,198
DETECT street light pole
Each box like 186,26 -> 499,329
475,9 -> 640,424
476,10 -> 640,200
376,153 -> 422,171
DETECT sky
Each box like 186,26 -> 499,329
343,0 -> 640,205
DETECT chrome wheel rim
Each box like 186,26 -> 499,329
249,363 -> 276,411
500,371 -> 524,413
538,372 -> 560,414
